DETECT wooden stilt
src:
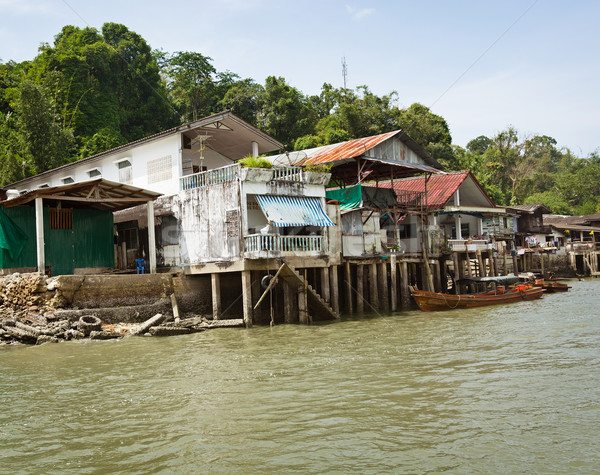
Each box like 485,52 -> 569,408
329,265 -> 340,316
390,254 -> 398,312
211,273 -> 221,320
512,254 -> 519,275
321,267 -> 330,303
356,264 -> 364,313
241,270 -> 253,328
433,261 -> 441,292
379,262 -> 389,312
298,281 -> 309,324
370,263 -> 379,311
344,262 -> 353,315
476,250 -> 485,277
400,260 -> 410,308
283,281 -> 297,323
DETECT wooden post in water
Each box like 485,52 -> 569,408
503,247 -> 508,275
421,242 -> 435,292
321,267 -> 330,303
379,262 -> 389,312
298,283 -> 308,324
283,281 -> 297,323
540,251 -> 545,276
211,273 -> 221,320
476,250 -> 485,277
512,254 -> 519,275
241,270 -> 253,328
400,260 -> 410,308
390,254 -> 398,312
329,265 -> 340,316
369,263 -> 379,311
356,264 -> 364,313
344,262 -> 353,315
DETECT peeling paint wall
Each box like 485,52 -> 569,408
178,181 -> 242,265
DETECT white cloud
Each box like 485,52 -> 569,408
345,4 -> 374,20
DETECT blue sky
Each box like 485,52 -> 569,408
1,0 -> 598,156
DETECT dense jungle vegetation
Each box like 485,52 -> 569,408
1,23 -> 599,214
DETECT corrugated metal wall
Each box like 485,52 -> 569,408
0,206 -> 114,274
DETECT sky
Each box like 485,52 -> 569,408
1,0 -> 599,156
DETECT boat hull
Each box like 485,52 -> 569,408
411,287 -> 545,311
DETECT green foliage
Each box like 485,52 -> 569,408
523,192 -> 571,215
238,155 -> 273,168
304,163 -> 332,173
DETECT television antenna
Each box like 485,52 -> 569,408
342,57 -> 348,89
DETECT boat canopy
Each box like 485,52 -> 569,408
457,276 -> 519,285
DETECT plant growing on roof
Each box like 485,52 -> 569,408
304,163 -> 332,173
238,154 -> 273,168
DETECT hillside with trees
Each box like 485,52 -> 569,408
1,23 -> 599,214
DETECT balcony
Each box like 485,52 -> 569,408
180,164 -> 309,191
244,233 -> 323,258
395,189 -> 426,209
448,239 -> 493,252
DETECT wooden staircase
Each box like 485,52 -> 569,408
255,263 -> 339,321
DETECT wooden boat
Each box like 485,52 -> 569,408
411,286 -> 544,311
534,280 -> 571,292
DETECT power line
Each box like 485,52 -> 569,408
429,0 -> 539,109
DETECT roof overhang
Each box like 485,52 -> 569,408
330,156 -> 443,185
443,205 -> 505,215
0,178 -> 161,212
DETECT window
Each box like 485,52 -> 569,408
117,160 -> 132,184
147,155 -> 172,184
62,177 -> 74,184
451,223 -> 470,239
182,135 -> 192,149
49,208 -> 73,230
87,168 -> 101,178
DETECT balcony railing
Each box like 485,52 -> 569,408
180,164 -> 241,190
180,164 -> 307,191
272,166 -> 303,182
245,233 -> 323,253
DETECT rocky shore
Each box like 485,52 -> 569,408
0,273 -> 243,346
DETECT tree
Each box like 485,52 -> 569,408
219,78 -> 265,125
259,76 -> 314,149
396,103 -> 455,169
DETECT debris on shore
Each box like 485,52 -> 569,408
0,273 -> 244,346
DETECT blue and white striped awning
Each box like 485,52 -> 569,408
255,195 -> 335,227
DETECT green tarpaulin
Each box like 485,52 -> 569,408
326,185 -> 363,211
326,184 -> 398,211
0,208 -> 28,260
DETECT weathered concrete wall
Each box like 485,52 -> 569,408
178,181 -> 242,265
56,274 -> 175,308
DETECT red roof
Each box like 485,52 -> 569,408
378,170 -> 494,209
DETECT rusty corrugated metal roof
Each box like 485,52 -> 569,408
378,171 -> 473,209
301,130 -> 400,165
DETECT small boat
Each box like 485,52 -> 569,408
411,285 -> 544,311
534,280 -> 571,292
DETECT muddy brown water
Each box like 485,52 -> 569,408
1,279 -> 599,473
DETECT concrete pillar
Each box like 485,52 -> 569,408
329,265 -> 340,316
356,264 -> 364,313
251,141 -> 259,157
211,273 -> 221,320
35,197 -> 45,274
344,262 -> 353,315
120,242 -> 127,270
241,270 -> 253,327
147,201 -> 157,274
320,267 -> 330,303
390,254 -> 398,312
400,260 -> 410,308
455,214 -> 463,240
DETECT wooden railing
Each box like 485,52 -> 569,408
395,189 -> 425,208
180,164 -> 241,190
245,234 -> 323,253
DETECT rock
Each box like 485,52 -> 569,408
148,326 -> 192,336
36,335 -> 59,345
132,313 -> 165,336
89,330 -> 119,340
65,329 -> 85,340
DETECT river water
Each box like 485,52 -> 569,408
1,279 -> 599,474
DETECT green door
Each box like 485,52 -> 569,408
47,228 -> 74,276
